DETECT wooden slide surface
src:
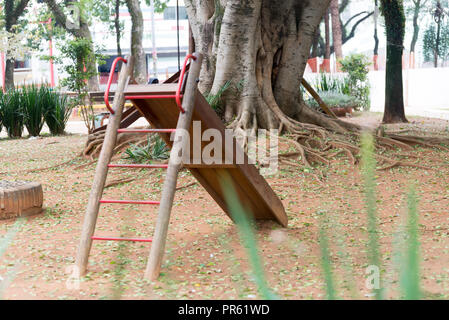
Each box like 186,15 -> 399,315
125,83 -> 288,227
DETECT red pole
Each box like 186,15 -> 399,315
48,18 -> 55,87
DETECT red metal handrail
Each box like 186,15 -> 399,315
104,57 -> 128,114
176,54 -> 197,112
105,54 -> 196,114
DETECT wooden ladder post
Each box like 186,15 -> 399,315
145,52 -> 203,280
75,56 -> 133,276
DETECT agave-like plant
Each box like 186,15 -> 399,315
43,86 -> 71,136
0,91 -> 3,134
1,88 -> 24,138
21,84 -> 47,137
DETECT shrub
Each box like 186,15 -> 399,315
0,88 -> 24,138
124,135 -> 169,163
307,91 -> 360,111
21,84 -> 47,137
313,73 -> 350,95
339,54 -> 371,111
43,88 -> 71,135
0,92 -> 3,134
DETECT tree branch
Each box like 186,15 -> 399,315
13,0 -> 30,21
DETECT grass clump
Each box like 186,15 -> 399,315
124,135 -> 169,163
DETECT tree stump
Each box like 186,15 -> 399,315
0,181 -> 43,220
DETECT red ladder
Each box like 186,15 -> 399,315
75,53 -> 203,280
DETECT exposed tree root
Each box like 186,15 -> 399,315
82,126 -> 150,159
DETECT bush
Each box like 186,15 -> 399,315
43,87 -> 71,135
0,88 -> 24,138
313,73 -> 350,95
307,91 -> 360,111
21,84 -> 47,137
339,54 -> 371,111
124,135 -> 169,163
0,92 -> 3,134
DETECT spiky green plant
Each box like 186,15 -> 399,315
361,133 -> 384,299
206,81 -> 231,115
124,135 -> 169,163
21,84 -> 47,137
43,88 -> 71,135
0,91 -> 3,134
219,173 -> 277,300
0,88 -> 24,138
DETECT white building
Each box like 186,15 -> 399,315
8,0 -> 190,88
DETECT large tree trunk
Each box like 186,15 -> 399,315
44,0 -> 99,91
380,0 -> 407,124
373,0 -> 379,70
324,8 -> 331,61
330,0 -> 343,60
410,0 -> 421,54
115,0 -> 122,57
186,0 -> 350,134
125,0 -> 147,84
4,0 -> 30,89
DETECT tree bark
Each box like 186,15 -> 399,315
44,0 -> 99,91
410,0 -> 422,54
125,0 -> 147,84
330,0 -> 343,60
185,0 -> 352,133
115,0 -> 122,57
3,0 -> 30,89
325,8 -> 331,61
380,0 -> 408,124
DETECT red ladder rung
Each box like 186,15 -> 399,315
125,95 -> 182,100
108,164 -> 168,169
100,199 -> 160,205
117,129 -> 176,133
91,236 -> 152,243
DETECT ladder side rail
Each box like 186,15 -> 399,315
75,56 -> 133,276
145,53 -> 203,280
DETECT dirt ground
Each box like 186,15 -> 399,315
0,112 -> 448,300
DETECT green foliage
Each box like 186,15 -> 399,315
55,38 -> 104,96
0,88 -> 24,138
43,88 -> 71,135
21,85 -> 47,137
92,0 -> 125,36
219,173 -> 278,300
145,0 -> 169,13
205,81 -> 232,115
0,84 -> 71,138
307,91 -> 360,111
124,135 -> 169,163
54,38 -> 104,133
422,22 -> 449,63
339,54 -> 372,111
313,73 -> 350,95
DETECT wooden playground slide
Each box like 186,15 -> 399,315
126,84 -> 288,227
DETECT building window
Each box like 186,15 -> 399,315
163,6 -> 188,20
14,59 -> 30,69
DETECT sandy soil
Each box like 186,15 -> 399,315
0,113 -> 448,300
